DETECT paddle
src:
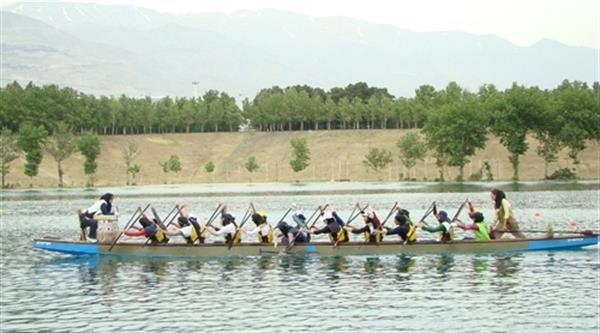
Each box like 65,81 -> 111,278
378,202 -> 400,229
205,203 -> 224,229
451,199 -> 468,223
346,203 -> 369,226
308,204 -> 329,229
520,229 -> 595,236
416,202 -> 435,227
108,203 -> 150,252
143,205 -> 178,246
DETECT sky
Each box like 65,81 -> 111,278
4,0 -> 599,49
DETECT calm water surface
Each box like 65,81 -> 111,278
1,187 -> 599,332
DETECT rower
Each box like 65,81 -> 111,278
344,205 -> 382,244
309,210 -> 348,245
166,205 -> 205,244
381,209 -> 417,244
244,210 -> 273,244
456,211 -> 491,241
205,206 -> 240,245
274,221 -> 309,247
79,193 -> 117,242
420,210 -> 455,242
124,208 -> 169,245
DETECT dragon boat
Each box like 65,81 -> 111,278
33,233 -> 598,258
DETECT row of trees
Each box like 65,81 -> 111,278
1,83 -> 242,135
364,81 -> 599,181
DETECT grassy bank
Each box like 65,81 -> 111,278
5,129 -> 599,188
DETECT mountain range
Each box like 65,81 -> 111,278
1,2 -> 597,98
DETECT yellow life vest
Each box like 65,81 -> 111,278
228,229 -> 242,245
188,223 -> 205,243
439,222 -> 454,242
407,222 -> 417,243
154,229 -> 168,243
363,227 -> 383,244
328,228 -> 348,243
257,225 -> 273,244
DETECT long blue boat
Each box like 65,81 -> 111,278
33,233 -> 598,258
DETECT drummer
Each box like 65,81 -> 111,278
79,193 -> 117,242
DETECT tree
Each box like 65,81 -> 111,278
244,156 -> 260,182
17,124 -> 48,186
422,90 -> 488,181
244,156 -> 260,173
128,164 -> 142,185
205,161 -> 215,173
363,147 -> 393,173
0,128 -> 19,188
121,142 -> 139,185
77,132 -> 101,187
160,155 -> 182,173
532,92 -> 562,179
489,84 -> 544,181
396,132 -> 427,180
45,122 -> 77,187
290,138 -> 310,173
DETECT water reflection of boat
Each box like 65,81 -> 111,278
33,234 -> 599,258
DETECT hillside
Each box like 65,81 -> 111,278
4,130 -> 598,188
1,4 -> 597,98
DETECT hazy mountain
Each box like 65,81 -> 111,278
1,3 -> 597,98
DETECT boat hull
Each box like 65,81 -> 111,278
33,234 -> 598,258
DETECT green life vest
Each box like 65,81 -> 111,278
474,221 -> 491,241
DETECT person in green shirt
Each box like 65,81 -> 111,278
420,210 -> 455,242
456,211 -> 491,241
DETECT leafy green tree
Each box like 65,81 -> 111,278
160,155 -> 182,173
0,128 -> 20,188
17,124 -> 48,186
490,84 -> 544,181
244,156 -> 260,173
423,90 -> 488,181
121,142 -> 139,185
363,147 -> 393,173
290,138 -> 310,173
396,132 -> 427,179
45,122 -> 77,187
205,161 -> 215,173
77,132 -> 101,187
553,80 -> 599,166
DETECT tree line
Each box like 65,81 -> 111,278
0,79 -> 598,187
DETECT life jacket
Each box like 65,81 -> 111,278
327,222 -> 348,243
139,216 -> 169,244
474,221 -> 491,241
187,218 -> 205,244
439,221 -> 454,242
257,224 -> 273,244
406,222 -> 417,243
363,225 -> 383,244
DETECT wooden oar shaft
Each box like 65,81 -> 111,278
308,204 -> 329,228
109,203 -> 150,252
380,202 -> 399,228
205,203 -> 223,228
451,200 -> 468,222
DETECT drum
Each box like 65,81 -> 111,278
97,218 -> 119,244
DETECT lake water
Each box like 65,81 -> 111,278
1,183 -> 599,332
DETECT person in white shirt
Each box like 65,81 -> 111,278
78,193 -> 116,241
244,211 -> 273,244
205,207 -> 239,244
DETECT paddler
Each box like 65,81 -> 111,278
344,205 -> 383,244
381,209 -> 417,244
456,211 -> 491,241
273,221 -> 309,247
491,189 -> 525,239
420,210 -> 455,242
309,209 -> 349,245
205,205 -> 240,245
165,205 -> 205,244
124,205 -> 169,245
244,210 -> 273,244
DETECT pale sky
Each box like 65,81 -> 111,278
7,0 -> 600,49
